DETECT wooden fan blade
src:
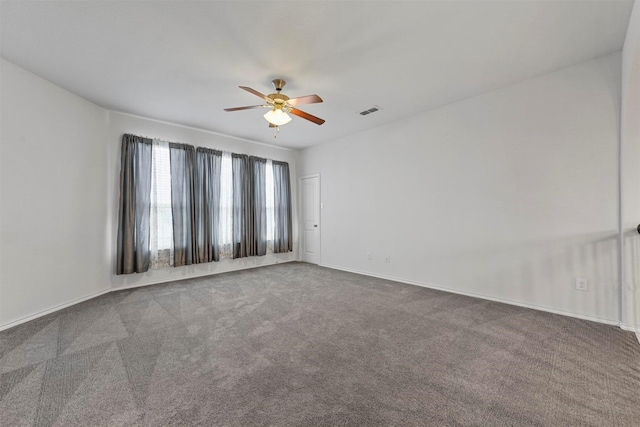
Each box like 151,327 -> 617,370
289,108 -> 325,125
287,94 -> 323,106
239,86 -> 269,101
224,105 -> 265,112
269,123 -> 277,128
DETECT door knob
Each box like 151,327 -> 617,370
314,224 -> 318,227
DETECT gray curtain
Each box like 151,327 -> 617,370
195,147 -> 222,263
272,161 -> 293,253
169,143 -> 197,267
251,156 -> 267,256
231,155 -> 267,258
118,133 -> 274,268
232,154 -> 250,258
116,134 -> 153,274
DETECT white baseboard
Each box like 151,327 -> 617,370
320,263 -> 622,328
113,259 -> 297,292
0,288 -> 112,332
2,260 -> 635,339
0,259 -> 298,331
619,323 -> 640,333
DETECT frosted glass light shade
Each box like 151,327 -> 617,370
264,108 -> 292,126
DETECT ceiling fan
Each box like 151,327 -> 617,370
224,79 -> 325,129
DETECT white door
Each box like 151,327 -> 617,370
301,175 -> 320,264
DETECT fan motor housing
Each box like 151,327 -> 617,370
269,93 -> 290,104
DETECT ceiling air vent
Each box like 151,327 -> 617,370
359,106 -> 382,116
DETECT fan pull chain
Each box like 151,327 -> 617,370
274,125 -> 280,138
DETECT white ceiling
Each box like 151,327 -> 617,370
1,0 -> 634,149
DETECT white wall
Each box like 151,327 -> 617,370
0,59 -> 298,329
0,48 -> 629,329
621,0 -> 640,331
107,112 -> 298,290
297,53 -> 622,324
0,59 -> 111,327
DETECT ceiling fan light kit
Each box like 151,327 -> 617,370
224,79 -> 325,137
263,105 -> 292,126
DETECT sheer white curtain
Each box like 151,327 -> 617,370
265,160 -> 275,251
149,140 -> 174,268
219,151 -> 234,258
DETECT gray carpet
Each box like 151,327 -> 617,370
1,262 -> 639,426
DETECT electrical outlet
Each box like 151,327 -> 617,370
385,255 -> 391,263
575,278 -> 588,291
367,252 -> 372,260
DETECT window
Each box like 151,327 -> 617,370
266,160 -> 275,241
150,141 -> 173,267
117,133 -> 293,274
149,141 -> 277,267
219,152 -> 234,256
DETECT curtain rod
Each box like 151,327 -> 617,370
125,133 -> 284,164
